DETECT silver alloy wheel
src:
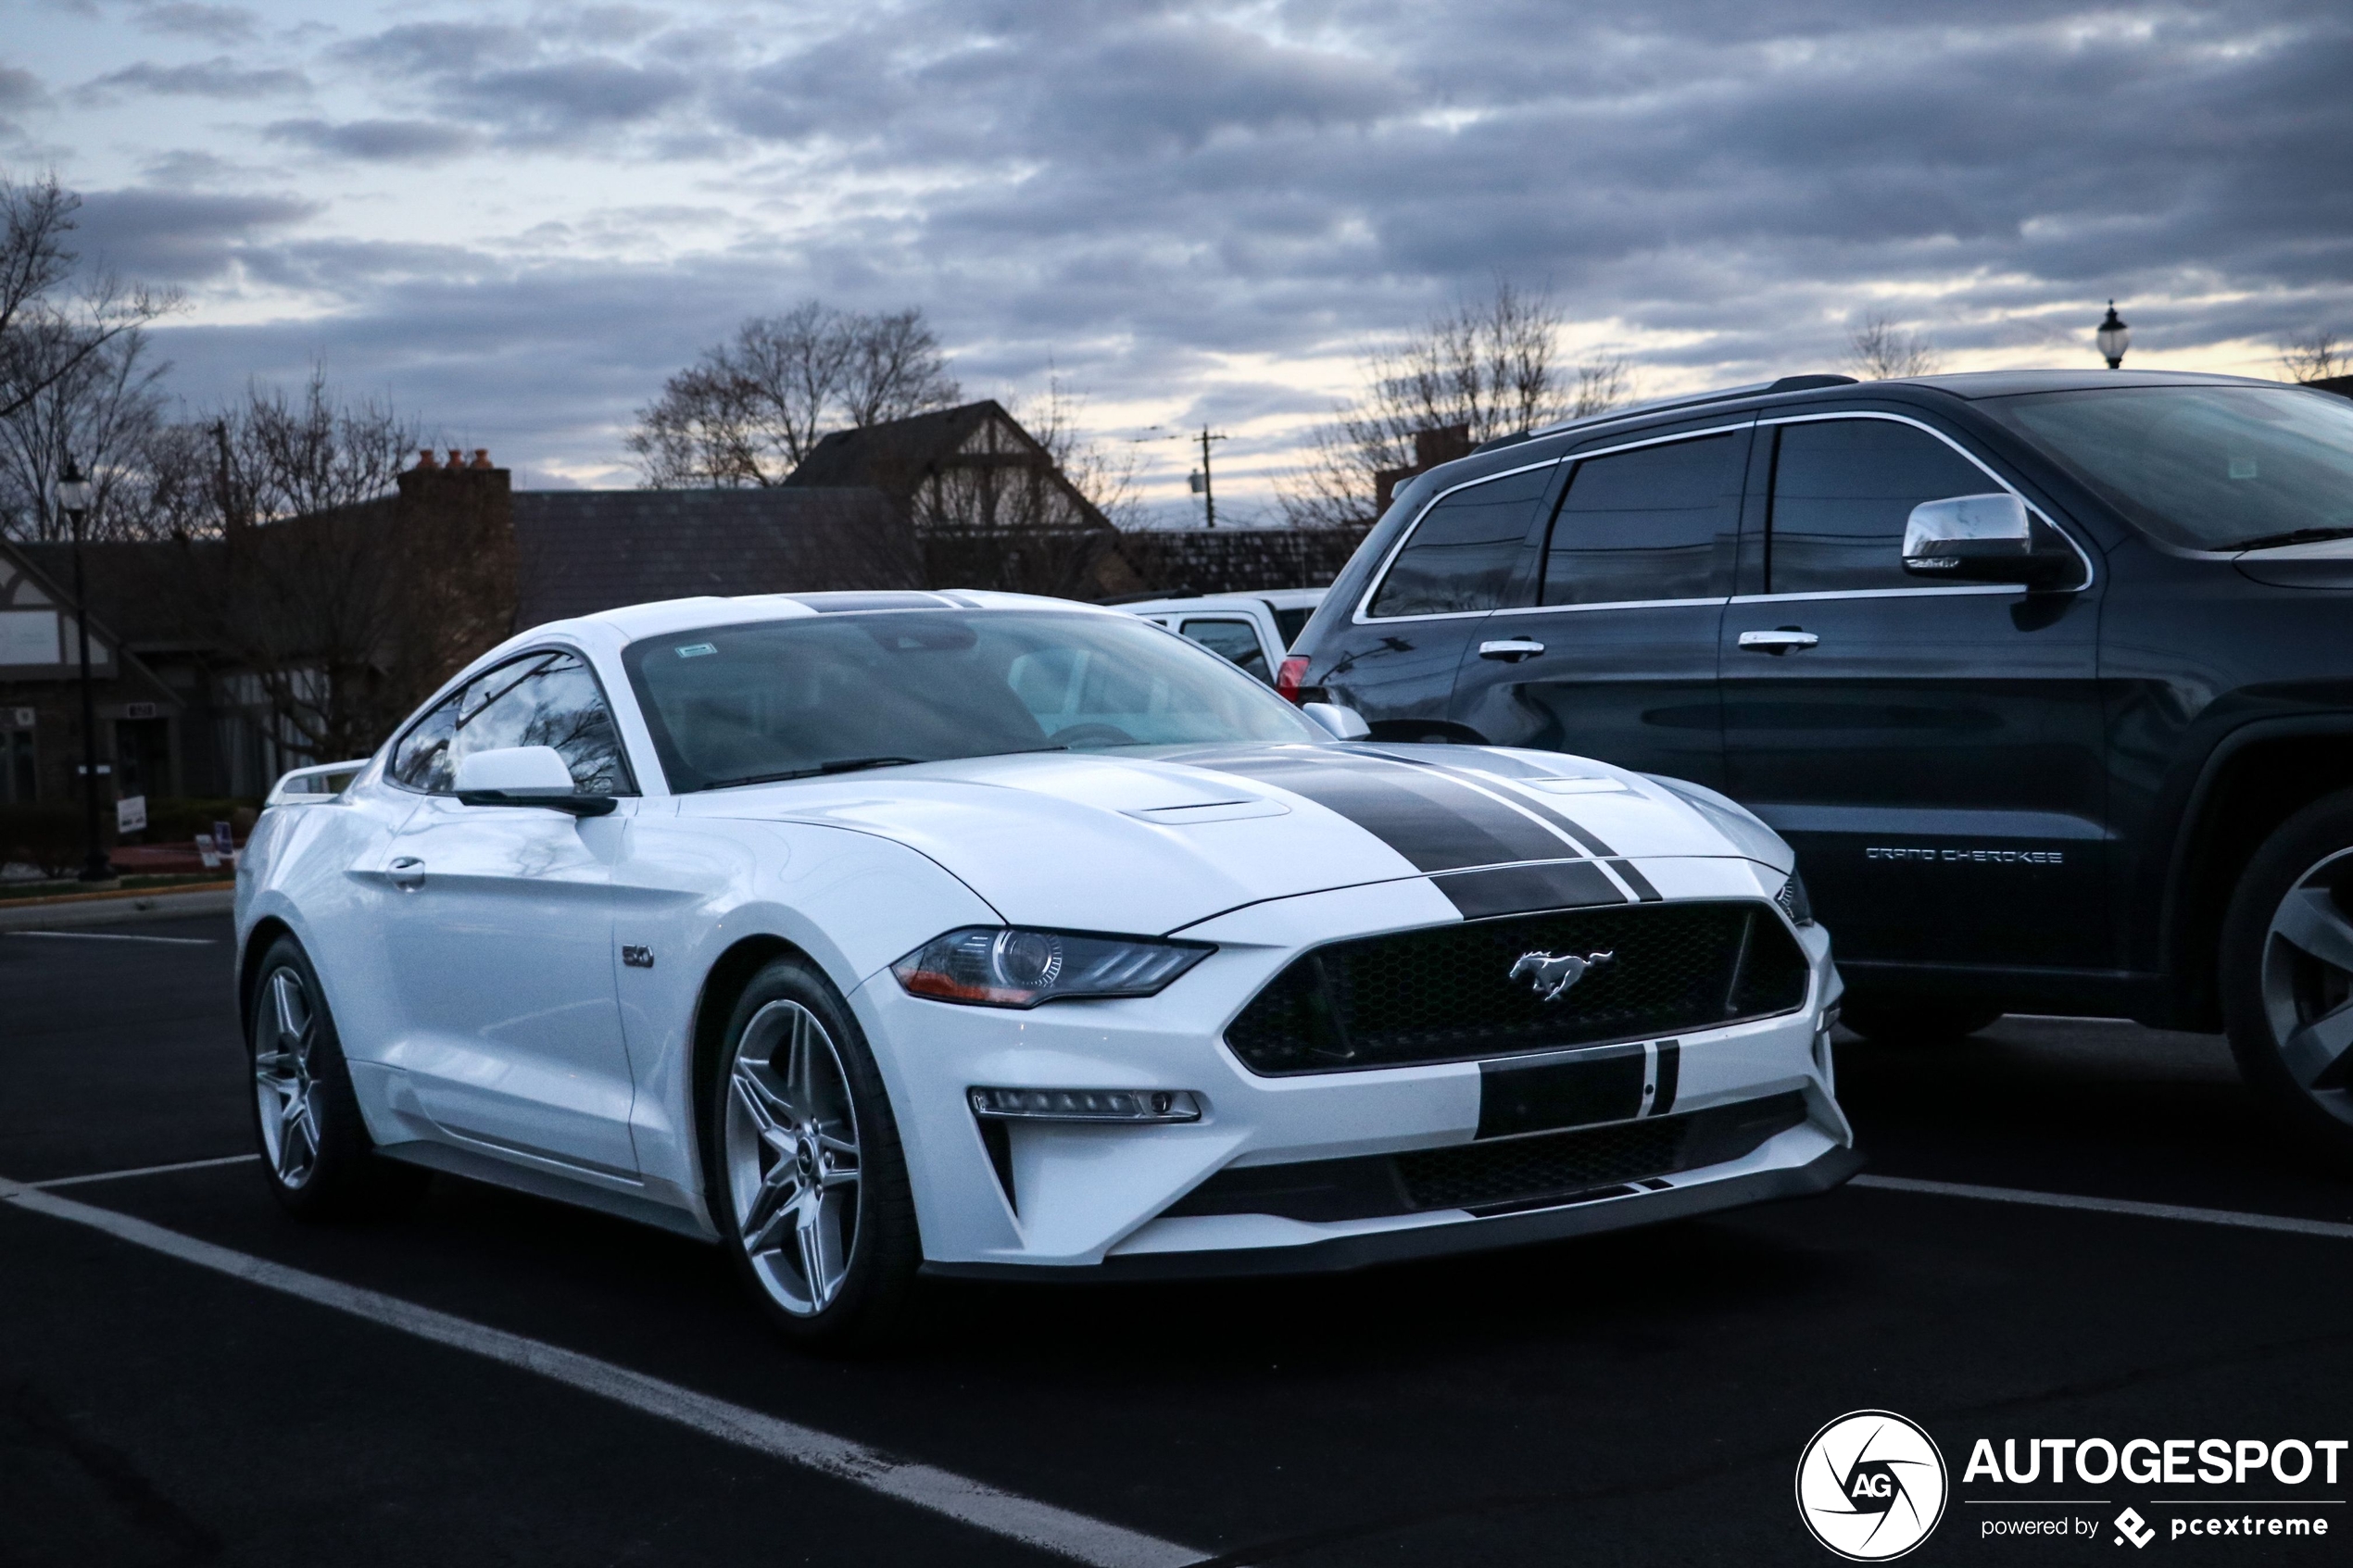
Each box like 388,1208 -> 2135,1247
724,999 -> 862,1316
254,967 -> 322,1188
2260,846 -> 2353,1126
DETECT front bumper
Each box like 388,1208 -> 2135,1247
849,862 -> 1850,1273
927,1141 -> 1864,1281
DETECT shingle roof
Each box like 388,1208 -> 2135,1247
511,487 -> 920,626
781,402 -> 1005,493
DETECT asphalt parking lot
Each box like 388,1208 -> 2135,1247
8,913 -> 2353,1566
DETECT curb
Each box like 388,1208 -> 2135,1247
0,885 -> 236,931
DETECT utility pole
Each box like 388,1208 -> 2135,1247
1134,423 -> 1232,528
1184,425 -> 1229,529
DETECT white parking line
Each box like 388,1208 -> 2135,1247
3,929 -> 218,945
31,1153 -> 260,1188
0,1179 -> 1202,1568
1851,1173 -> 2353,1241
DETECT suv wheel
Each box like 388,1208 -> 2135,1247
2221,791 -> 2353,1155
1839,997 -> 2003,1044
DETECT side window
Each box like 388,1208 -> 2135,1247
1365,467 -> 1553,618
390,653 -> 633,796
1769,420 -> 1996,593
1179,618 -> 1271,683
1541,433 -> 1745,606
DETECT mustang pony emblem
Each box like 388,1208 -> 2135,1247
1509,948 -> 1615,1002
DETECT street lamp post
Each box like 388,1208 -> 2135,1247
54,458 -> 113,884
2095,301 -> 2132,370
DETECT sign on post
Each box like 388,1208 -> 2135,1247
116,795 -> 147,835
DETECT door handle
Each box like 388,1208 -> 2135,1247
1737,629 -> 1820,655
388,856 -> 425,890
1478,638 -> 1546,662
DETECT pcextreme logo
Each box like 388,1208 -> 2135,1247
1797,1410 -> 1950,1561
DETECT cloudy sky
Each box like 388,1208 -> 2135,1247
6,0 -> 2350,518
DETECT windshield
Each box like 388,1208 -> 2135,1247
1988,384 -> 2353,551
622,608 -> 1324,792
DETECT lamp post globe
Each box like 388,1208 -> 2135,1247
2095,301 -> 2131,370
54,457 -> 114,885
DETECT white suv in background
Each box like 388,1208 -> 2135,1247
1115,589 -> 1326,684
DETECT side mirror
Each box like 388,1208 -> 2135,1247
453,746 -> 616,816
1302,700 -> 1371,741
1903,493 -> 2082,589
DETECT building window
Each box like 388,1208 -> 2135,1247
0,727 -> 34,804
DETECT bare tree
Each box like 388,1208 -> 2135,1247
1277,281 -> 1630,527
627,302 -> 961,486
1006,370 -> 1141,529
2279,329 -> 2347,384
0,320 -> 170,543
0,169 -> 179,425
1847,312 -> 1942,380
140,374 -> 502,764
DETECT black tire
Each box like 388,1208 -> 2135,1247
2221,790 -> 2353,1159
1839,996 -> 2004,1044
702,956 -> 921,1350
245,935 -> 427,1220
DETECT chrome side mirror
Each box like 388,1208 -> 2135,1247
453,745 -> 616,816
1903,493 -> 2082,589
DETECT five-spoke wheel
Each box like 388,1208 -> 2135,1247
725,1000 -> 863,1316
245,935 -> 425,1217
708,956 -> 920,1347
254,966 -> 325,1189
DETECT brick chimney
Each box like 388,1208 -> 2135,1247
1374,422 -> 1474,514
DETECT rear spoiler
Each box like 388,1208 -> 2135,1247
265,759 -> 370,808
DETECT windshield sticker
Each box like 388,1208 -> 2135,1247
675,643 -> 717,659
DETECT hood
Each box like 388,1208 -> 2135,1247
684,742 -> 1778,935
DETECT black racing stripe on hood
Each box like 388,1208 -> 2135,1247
1177,748 -> 1573,872
1604,859 -> 1663,901
1430,860 -> 1627,919
1354,748 -> 1619,857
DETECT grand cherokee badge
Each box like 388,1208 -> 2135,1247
1509,948 -> 1614,1002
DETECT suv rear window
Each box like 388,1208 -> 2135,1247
1366,467 -> 1551,618
1541,433 -> 1744,605
1989,385 -> 2353,553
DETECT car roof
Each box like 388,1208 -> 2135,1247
559,589 -> 1123,644
1112,589 -> 1327,614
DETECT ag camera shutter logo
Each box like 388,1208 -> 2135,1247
1796,1410 -> 1949,1561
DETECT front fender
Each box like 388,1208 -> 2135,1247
612,817 -> 1001,1202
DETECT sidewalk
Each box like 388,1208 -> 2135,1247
0,882 -> 236,930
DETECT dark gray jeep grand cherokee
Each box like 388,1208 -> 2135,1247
1283,370 -> 2353,1153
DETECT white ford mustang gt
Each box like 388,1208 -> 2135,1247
237,590 -> 1857,1344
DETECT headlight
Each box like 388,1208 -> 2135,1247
892,927 -> 1213,1008
1776,869 -> 1815,926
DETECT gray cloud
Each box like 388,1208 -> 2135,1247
0,62 -> 49,112
135,3 -> 260,45
79,56 -> 308,102
264,117 -> 481,162
69,0 -> 2353,508
74,186 -> 321,280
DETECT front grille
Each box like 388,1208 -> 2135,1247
1224,900 -> 1809,1074
1396,1118 -> 1685,1210
1164,1091 -> 1812,1223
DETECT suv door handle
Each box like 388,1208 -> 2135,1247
1737,629 -> 1820,654
388,856 -> 425,890
1478,638 -> 1546,661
